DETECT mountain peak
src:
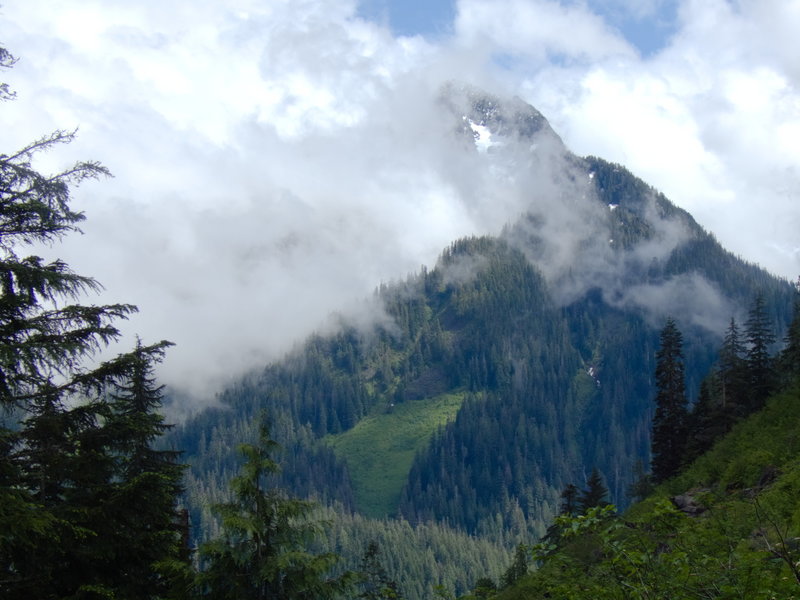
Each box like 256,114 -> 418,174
438,82 -> 564,152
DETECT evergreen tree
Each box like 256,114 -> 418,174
578,468 -> 609,513
470,577 -> 497,599
198,420 -> 353,600
101,339 -> 187,598
716,317 -> 747,421
779,283 -> 800,383
684,379 -> 722,465
559,483 -> 579,516
0,45 -> 184,598
651,318 -> 688,484
626,460 -> 653,503
357,540 -> 403,600
500,544 -> 529,589
744,293 -> 776,411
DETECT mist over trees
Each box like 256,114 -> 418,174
3,35 -> 800,600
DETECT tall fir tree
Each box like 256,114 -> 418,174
559,483 -> 579,516
716,317 -> 747,421
500,544 -> 529,590
744,293 -> 776,412
0,44 -> 126,597
651,318 -> 688,484
101,340 -> 186,598
198,420 -> 353,600
779,281 -> 800,383
578,468 -> 609,513
357,540 -> 403,600
0,45 -> 184,598
684,379 -> 731,466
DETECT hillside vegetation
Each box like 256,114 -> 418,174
494,385 -> 800,599
325,392 -> 465,517
168,96 -> 797,600
493,329 -> 800,599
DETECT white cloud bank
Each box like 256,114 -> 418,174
1,0 -> 798,401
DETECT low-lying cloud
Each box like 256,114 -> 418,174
1,0 -> 797,403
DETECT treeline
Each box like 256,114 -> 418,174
0,47 -> 416,600
315,504 -> 512,600
0,49 -> 187,596
651,288 -> 800,484
6,40 -> 800,600
176,155 -> 795,546
473,288 -> 800,600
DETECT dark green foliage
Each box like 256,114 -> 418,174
102,340 -> 187,598
3,343 -> 185,599
357,540 -> 403,599
685,295 -> 795,470
503,379 -> 800,600
578,468 -> 609,512
780,286 -> 800,382
716,316 -> 748,420
0,47 -> 185,599
499,544 -> 528,590
744,293 -> 777,411
625,460 -> 653,503
173,117 -> 796,599
683,379 -> 721,464
197,421 -> 353,600
559,483 -> 579,516
468,577 -> 497,599
651,318 -> 688,484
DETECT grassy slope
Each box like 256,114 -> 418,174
326,392 -> 465,518
669,384 -> 800,496
497,383 -> 800,599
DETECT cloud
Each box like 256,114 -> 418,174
1,0 -> 536,402
454,0 -> 636,64
508,0 -> 800,280
616,272 -> 735,334
1,0 -> 798,404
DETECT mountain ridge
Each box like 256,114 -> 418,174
171,88 -> 796,598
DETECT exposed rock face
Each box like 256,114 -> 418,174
671,488 -> 711,516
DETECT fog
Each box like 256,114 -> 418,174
2,0 -> 797,404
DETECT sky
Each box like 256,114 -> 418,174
1,0 -> 798,403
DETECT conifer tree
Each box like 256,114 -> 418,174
651,318 -> 688,484
101,339 -> 186,598
198,420 -> 353,600
0,44 -> 127,596
559,483 -> 579,516
0,45 -> 184,598
716,317 -> 747,421
684,380 -> 719,465
470,577 -> 497,599
626,460 -> 653,503
500,544 -> 529,589
578,468 -> 609,513
779,282 -> 800,383
357,540 -> 403,600
744,293 -> 776,411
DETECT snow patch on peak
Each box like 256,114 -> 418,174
467,118 -> 496,153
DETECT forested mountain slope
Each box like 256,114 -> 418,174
171,89 -> 796,588
497,375 -> 800,598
